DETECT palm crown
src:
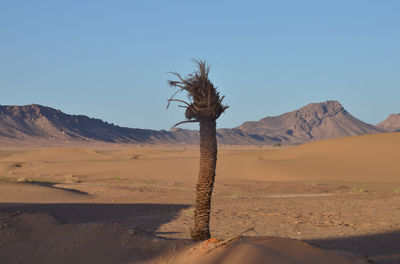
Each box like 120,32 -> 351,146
168,60 -> 228,127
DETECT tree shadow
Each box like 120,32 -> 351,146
0,202 -> 192,264
22,181 -> 89,195
311,230 -> 400,264
3,203 -> 398,263
0,202 -> 190,233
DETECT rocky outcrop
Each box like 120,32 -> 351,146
237,101 -> 385,144
377,114 -> 400,132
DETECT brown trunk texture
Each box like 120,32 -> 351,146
191,118 -> 217,241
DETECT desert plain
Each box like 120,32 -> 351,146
0,132 -> 400,264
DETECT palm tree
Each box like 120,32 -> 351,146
167,60 -> 228,241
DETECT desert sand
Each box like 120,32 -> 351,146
1,132 -> 400,263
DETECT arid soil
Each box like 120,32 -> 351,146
0,133 -> 399,263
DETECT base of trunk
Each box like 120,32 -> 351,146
190,227 -> 210,241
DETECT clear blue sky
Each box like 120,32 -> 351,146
1,1 -> 399,130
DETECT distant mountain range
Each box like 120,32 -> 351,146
0,101 -> 397,146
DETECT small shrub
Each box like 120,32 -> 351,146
185,208 -> 195,216
16,178 -> 35,183
233,193 -> 241,199
350,186 -> 368,194
146,179 -> 155,186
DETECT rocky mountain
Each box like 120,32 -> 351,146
237,101 -> 385,144
377,114 -> 400,132
0,101 -> 391,146
0,104 -> 197,145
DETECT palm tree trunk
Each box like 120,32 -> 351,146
191,117 -> 217,241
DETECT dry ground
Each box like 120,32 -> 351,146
0,133 -> 399,263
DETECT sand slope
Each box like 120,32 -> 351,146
0,133 -> 399,203
0,212 -> 369,264
164,236 -> 369,264
226,132 -> 400,183
0,133 -> 399,263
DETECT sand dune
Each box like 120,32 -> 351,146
164,236 -> 368,264
1,133 -> 400,263
0,212 -> 370,264
1,147 -> 112,162
224,132 -> 400,183
0,133 -> 399,202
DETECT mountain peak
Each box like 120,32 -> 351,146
0,104 -> 61,120
299,100 -> 344,116
237,100 -> 382,143
377,113 -> 400,132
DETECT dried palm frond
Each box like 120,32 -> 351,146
167,60 -> 228,128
